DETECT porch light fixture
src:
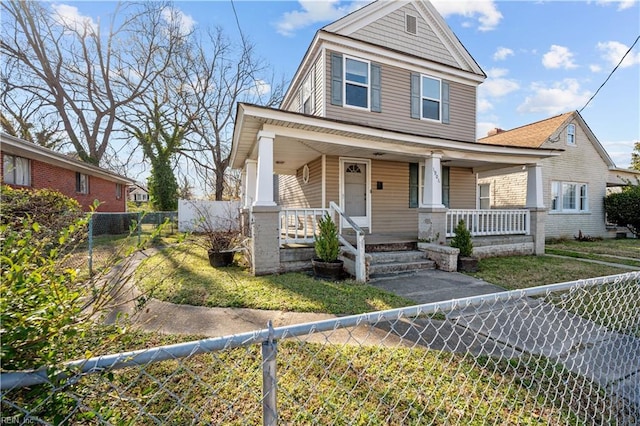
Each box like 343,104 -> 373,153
373,152 -> 385,156
275,160 -> 285,164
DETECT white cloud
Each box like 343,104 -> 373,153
589,64 -> 603,73
493,47 -> 514,61
542,45 -> 578,69
276,0 -> 367,36
517,79 -> 592,115
600,140 -> 636,168
161,7 -> 196,36
596,0 -> 637,11
431,0 -> 502,31
597,41 -> 640,68
51,4 -> 97,34
477,98 -> 493,113
480,68 -> 520,98
250,79 -> 272,97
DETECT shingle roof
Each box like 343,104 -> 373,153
478,112 -> 574,148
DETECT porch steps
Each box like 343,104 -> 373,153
368,251 -> 435,278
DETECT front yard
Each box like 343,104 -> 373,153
134,237 -> 637,312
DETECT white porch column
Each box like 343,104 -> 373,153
421,153 -> 445,209
254,131 -> 276,207
244,159 -> 257,208
525,163 -> 544,208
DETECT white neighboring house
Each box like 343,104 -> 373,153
477,111 -> 639,239
128,183 -> 149,204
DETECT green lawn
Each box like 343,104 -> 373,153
467,255 -> 629,290
136,241 -> 412,315
546,238 -> 640,268
5,329 -> 600,425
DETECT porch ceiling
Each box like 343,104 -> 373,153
232,104 -> 562,175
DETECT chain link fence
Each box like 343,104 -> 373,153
62,211 -> 178,276
2,272 -> 638,425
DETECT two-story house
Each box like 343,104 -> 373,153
231,0 -> 561,279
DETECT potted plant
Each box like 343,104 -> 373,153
312,214 -> 344,280
450,219 -> 479,272
190,202 -> 240,267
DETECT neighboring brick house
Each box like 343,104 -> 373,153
477,111 -> 640,239
1,133 -> 133,212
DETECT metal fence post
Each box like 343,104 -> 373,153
262,320 -> 278,426
88,213 -> 94,276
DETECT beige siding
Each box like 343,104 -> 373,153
449,167 -> 476,209
324,50 -> 476,142
325,156 -> 340,207
350,3 -> 458,68
282,54 -> 324,116
370,160 -> 418,233
278,157 -> 323,208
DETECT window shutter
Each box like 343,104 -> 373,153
371,63 -> 381,112
410,73 -> 420,119
442,81 -> 450,124
331,53 -> 343,106
409,163 -> 418,208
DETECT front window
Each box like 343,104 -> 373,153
479,183 -> 490,209
3,154 -> 31,186
421,76 -> 441,121
567,124 -> 576,145
551,181 -> 588,212
345,57 -> 369,109
76,172 -> 89,194
116,183 -> 123,199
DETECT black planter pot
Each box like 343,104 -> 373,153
457,256 -> 479,273
208,250 -> 234,267
311,258 -> 344,281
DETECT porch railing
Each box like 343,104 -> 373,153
279,208 -> 330,245
329,201 -> 366,282
446,209 -> 530,237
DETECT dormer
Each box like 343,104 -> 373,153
281,0 -> 486,143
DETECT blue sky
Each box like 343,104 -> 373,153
55,0 -> 639,168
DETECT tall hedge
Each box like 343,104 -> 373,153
604,183 -> 640,237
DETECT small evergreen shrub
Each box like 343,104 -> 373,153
450,219 -> 474,257
315,214 -> 340,262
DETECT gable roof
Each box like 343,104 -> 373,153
322,0 -> 484,76
478,111 -> 620,169
479,112 -> 574,148
0,133 -> 133,185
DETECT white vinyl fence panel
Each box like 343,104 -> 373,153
178,199 -> 241,232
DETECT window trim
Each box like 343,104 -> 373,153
420,75 -> 442,122
3,154 -> 31,186
478,183 -> 491,210
551,181 -> 588,213
343,55 -> 370,110
405,13 -> 417,35
567,124 -> 576,146
76,172 -> 89,194
116,183 -> 123,200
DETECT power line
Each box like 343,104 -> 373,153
229,0 -> 245,42
579,34 -> 640,113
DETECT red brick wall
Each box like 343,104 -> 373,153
1,152 -> 127,212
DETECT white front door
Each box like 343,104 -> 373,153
340,159 -> 370,229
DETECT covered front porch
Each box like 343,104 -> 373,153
231,104 -> 560,281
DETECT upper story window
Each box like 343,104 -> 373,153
567,124 -> 576,145
405,14 -> 417,35
300,71 -> 314,114
411,73 -> 450,124
345,57 -> 369,109
330,53 -> 381,112
551,181 -> 588,213
3,154 -> 31,186
76,172 -> 89,194
421,76 -> 441,121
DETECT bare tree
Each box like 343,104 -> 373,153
0,1 -> 186,165
176,27 -> 286,200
